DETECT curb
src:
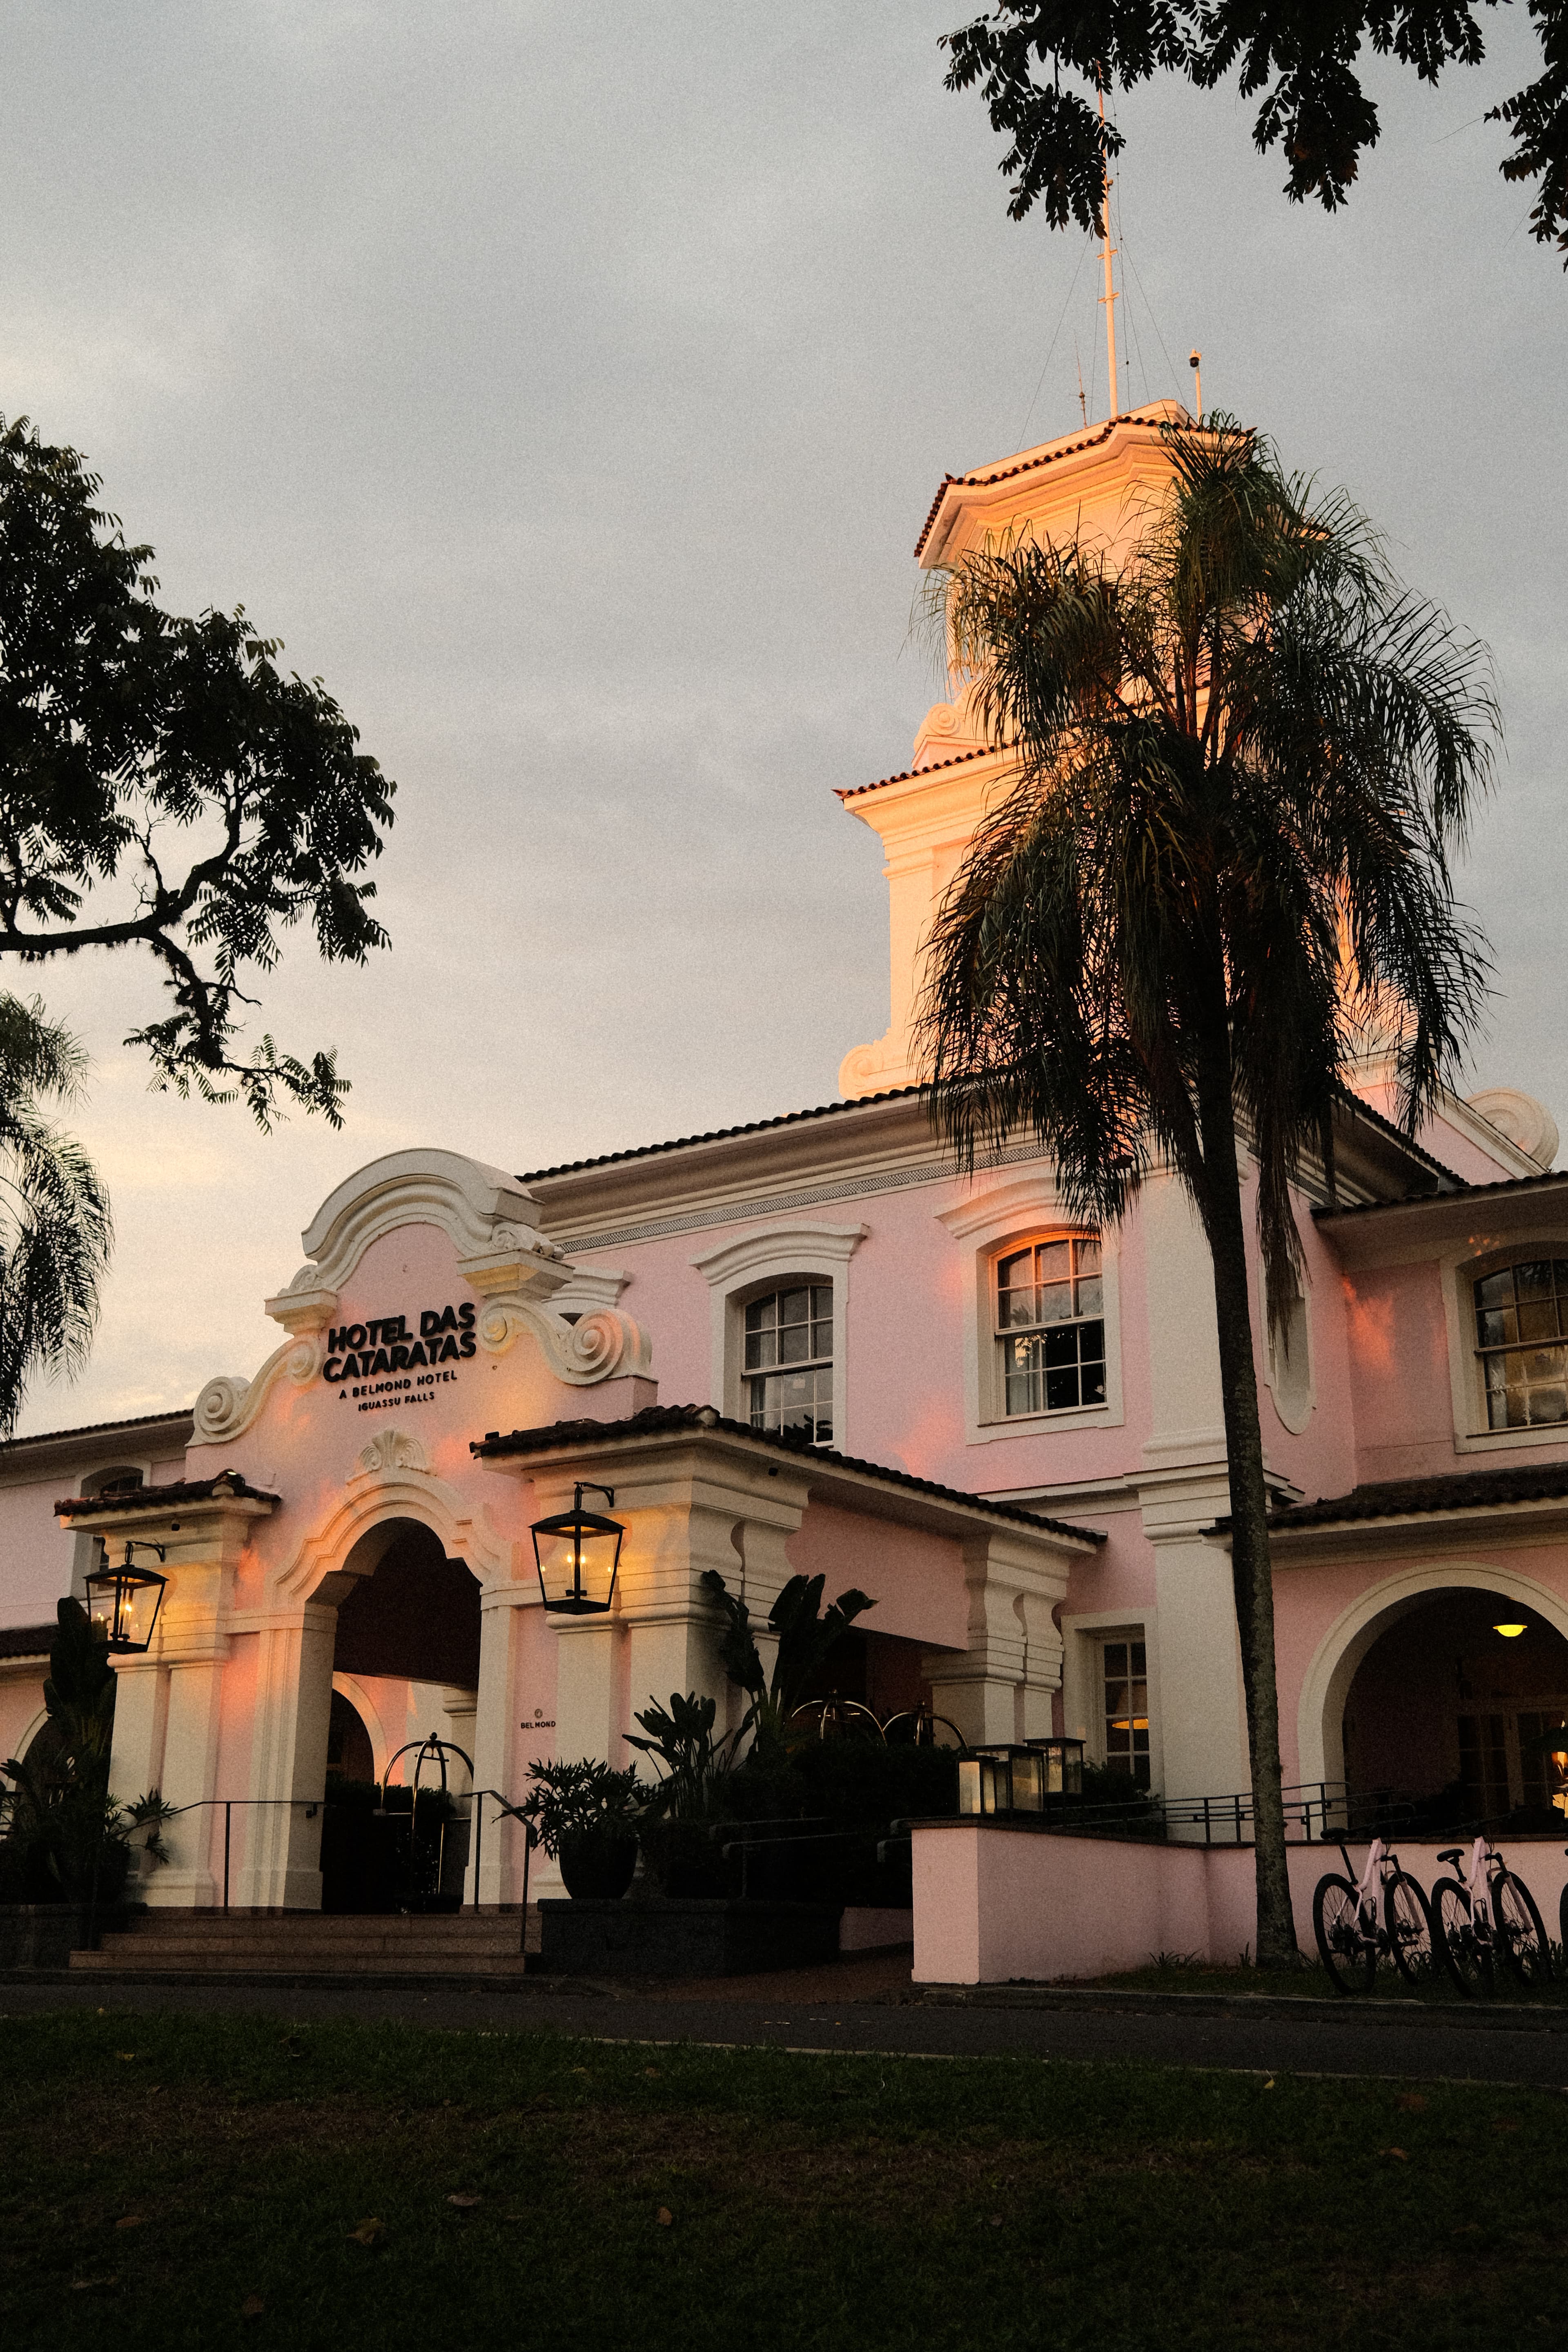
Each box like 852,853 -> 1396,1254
910,1982 -> 1568,2034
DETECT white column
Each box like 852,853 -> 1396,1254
241,1604 -> 337,1909
106,1657 -> 168,1899
1143,1476 -> 1250,1814
469,1581 -> 535,1904
145,1648 -> 230,1907
925,1533 -> 1070,1747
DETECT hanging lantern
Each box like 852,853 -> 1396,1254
530,1483 -> 623,1615
84,1540 -> 168,1654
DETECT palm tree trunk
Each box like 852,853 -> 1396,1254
1192,1027 -> 1298,1969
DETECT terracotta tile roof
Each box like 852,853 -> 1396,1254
912,407 -> 1180,561
0,1406 -> 193,1460
519,1075 -> 1452,1198
1259,1462 -> 1568,1532
0,1622 -> 56,1660
837,743 -> 1004,804
1318,1165 -> 1567,1220
517,1086 -> 925,1185
56,1471 -> 280,1520
472,1403 -> 1104,1546
1323,1086 -> 1462,1188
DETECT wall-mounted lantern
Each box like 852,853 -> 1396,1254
530,1483 -> 623,1616
84,1540 -> 169,1654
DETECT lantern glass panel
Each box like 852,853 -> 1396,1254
530,1492 -> 623,1614
85,1560 -> 166,1652
1010,1751 -> 1044,1811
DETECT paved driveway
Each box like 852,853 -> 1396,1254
7,1964 -> 1568,2089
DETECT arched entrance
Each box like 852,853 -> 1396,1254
318,1517 -> 482,1912
1300,1568 -> 1568,1832
1344,1593 -> 1568,1826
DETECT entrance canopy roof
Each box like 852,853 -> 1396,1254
474,1402 -> 1103,1551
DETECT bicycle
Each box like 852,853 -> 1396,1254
1312,1835 -> 1434,1995
1430,1835 -> 1551,1996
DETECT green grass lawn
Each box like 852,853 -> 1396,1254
2,2010 -> 1566,2351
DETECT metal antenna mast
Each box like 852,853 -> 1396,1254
1096,81 -> 1119,419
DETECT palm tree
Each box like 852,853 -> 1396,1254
917,418 -> 1497,1964
0,995 -> 112,1436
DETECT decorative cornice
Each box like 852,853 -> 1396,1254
353,1427 -> 431,1479
190,1150 -> 655,1438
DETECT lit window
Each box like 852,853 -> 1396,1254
1474,1260 -> 1568,1430
744,1285 -> 833,1445
1103,1638 -> 1149,1788
996,1236 -> 1105,1417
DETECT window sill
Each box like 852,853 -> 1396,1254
973,1403 -> 1116,1443
1454,1421 -> 1568,1457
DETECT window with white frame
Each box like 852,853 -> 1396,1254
1474,1258 -> 1568,1430
995,1235 -> 1105,1417
1102,1637 -> 1150,1788
744,1284 -> 834,1444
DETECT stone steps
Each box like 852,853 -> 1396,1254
67,1909 -> 537,1978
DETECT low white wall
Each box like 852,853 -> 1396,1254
911,1822 -> 1568,1984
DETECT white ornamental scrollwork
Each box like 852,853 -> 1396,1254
286,1338 -> 318,1385
542,1306 -> 651,1386
477,1298 -> 527,1355
354,1428 -> 431,1478
474,1295 -> 651,1386
193,1374 -> 251,1443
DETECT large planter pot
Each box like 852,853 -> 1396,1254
638,1817 -> 728,1900
558,1829 -> 639,1902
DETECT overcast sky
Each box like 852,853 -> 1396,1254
7,1 -> 1566,1436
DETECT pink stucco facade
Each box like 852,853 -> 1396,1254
4,405 -> 1566,1957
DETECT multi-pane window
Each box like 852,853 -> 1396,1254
1456,1712 -> 1510,1821
1103,1638 -> 1150,1788
745,1285 -> 833,1445
996,1235 -> 1105,1417
1474,1260 -> 1568,1430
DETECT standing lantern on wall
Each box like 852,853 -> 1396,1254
530,1483 -> 624,1615
84,1539 -> 169,1653
958,1737 -> 1085,1817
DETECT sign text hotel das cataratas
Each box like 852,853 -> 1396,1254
323,1303 -> 477,1413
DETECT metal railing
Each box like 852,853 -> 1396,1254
164,1787 -> 540,1924
996,1779 -> 1568,1848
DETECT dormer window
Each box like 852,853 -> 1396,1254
1475,1259 -> 1568,1430
744,1285 -> 833,1445
996,1236 -> 1105,1417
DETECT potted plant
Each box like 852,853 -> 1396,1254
517,1759 -> 644,1900
626,1691 -> 743,1898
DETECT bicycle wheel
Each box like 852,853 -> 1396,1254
1383,1871 -> 1435,1984
1432,1878 -> 1491,1997
1493,1870 -> 1552,1987
1314,1873 -> 1375,1995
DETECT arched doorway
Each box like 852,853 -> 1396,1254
318,1518 -> 481,1911
1341,1590 -> 1568,1830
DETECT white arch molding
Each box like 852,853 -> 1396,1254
272,1459 -> 514,1608
242,1453 -> 521,1908
329,1672 -> 392,1785
1296,1560 -> 1568,1793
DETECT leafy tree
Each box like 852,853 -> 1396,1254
0,995 -> 111,1435
942,2 -> 1568,262
916,416 -> 1496,1962
0,414 -> 395,1129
